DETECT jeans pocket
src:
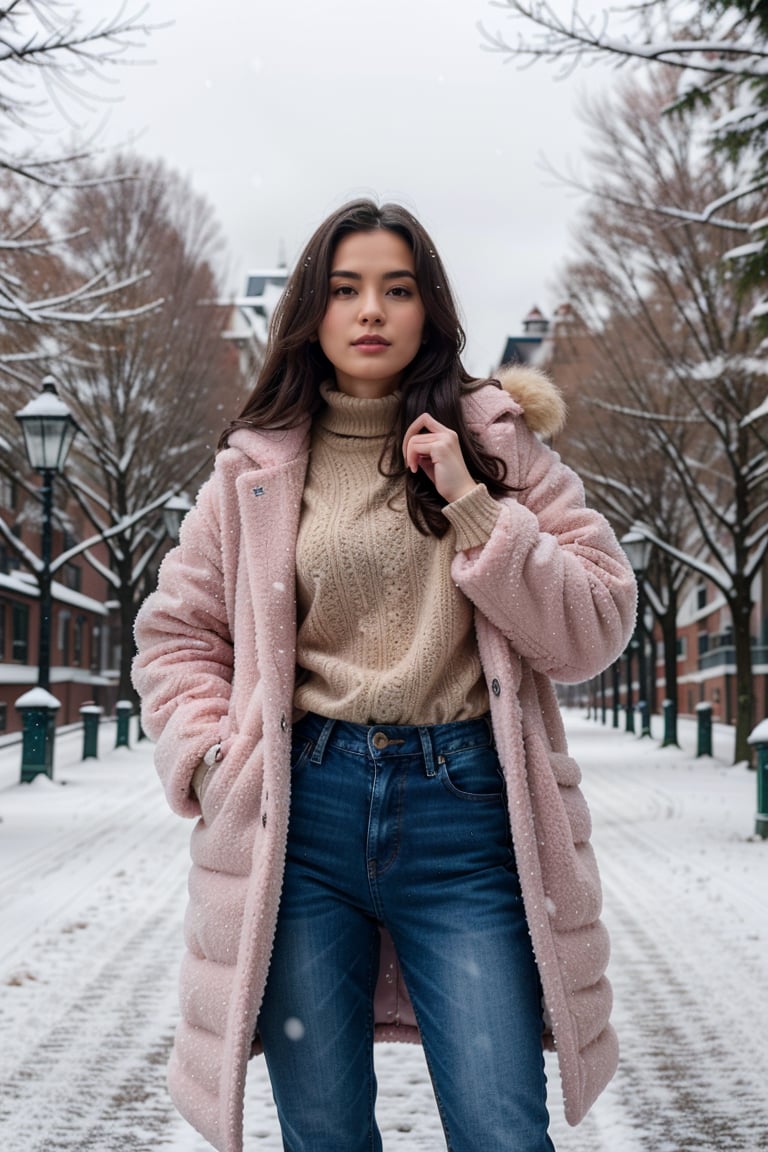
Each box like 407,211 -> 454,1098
437,743 -> 505,802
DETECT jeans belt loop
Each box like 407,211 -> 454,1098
418,725 -> 437,777
310,717 -> 337,765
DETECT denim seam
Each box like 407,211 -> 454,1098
436,760 -> 505,804
365,925 -> 380,1152
394,969 -> 457,1152
371,767 -> 404,880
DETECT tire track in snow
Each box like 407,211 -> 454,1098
3,724 -> 766,1151
583,752 -> 768,1152
0,898 -> 183,1151
0,769 -> 191,1151
0,773 -> 168,967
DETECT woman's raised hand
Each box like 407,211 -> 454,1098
403,413 -> 477,504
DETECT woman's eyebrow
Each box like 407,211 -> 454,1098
328,269 -> 417,280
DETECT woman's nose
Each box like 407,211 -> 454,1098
358,291 -> 384,323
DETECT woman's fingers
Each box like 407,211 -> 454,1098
402,414 -> 477,503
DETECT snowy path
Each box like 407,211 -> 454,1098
0,714 -> 766,1151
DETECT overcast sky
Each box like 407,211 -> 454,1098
74,0 -> 613,375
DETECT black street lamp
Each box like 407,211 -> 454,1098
15,378 -> 79,783
16,377 -> 79,691
621,529 -> 653,738
163,494 -> 193,542
624,640 -> 635,734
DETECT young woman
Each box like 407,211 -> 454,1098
132,199 -> 636,1152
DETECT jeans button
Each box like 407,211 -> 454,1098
372,732 -> 389,750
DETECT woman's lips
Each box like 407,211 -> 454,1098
352,337 -> 391,353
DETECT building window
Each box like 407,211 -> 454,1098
0,702 -> 6,731
0,475 -> 16,511
696,582 -> 707,611
0,544 -> 21,573
58,609 -> 71,665
73,615 -> 86,666
60,564 -> 82,593
12,603 -> 29,663
697,632 -> 710,658
0,598 -> 5,660
676,635 -> 687,660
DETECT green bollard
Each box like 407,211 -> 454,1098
115,700 -> 133,749
662,698 -> 679,748
16,688 -> 61,783
637,700 -> 651,738
747,720 -> 768,838
696,701 -> 713,757
80,704 -> 102,760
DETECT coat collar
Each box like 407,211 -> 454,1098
227,418 -> 311,469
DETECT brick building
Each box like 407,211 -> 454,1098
0,474 -> 116,736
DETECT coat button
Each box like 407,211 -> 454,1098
280,713 -> 288,732
491,678 -> 501,697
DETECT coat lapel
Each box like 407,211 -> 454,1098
236,453 -> 308,706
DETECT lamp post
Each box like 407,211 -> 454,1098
611,660 -> 621,728
16,377 -> 79,689
15,378 -> 79,780
624,640 -> 635,734
163,493 -> 193,541
621,529 -> 653,738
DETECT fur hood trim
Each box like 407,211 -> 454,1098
495,364 -> 566,439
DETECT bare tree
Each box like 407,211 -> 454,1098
551,301 -> 696,742
2,153 -> 246,699
0,2 -> 160,359
549,73 -> 768,761
480,0 -> 768,319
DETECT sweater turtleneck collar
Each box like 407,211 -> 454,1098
318,380 -> 400,439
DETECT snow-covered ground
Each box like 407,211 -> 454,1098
1,710 -> 766,1151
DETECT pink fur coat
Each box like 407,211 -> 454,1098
133,366 -> 637,1152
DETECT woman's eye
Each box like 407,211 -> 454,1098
333,285 -> 356,297
388,286 -> 412,298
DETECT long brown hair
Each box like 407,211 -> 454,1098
221,198 -> 511,536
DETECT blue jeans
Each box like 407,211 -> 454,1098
258,712 -> 556,1152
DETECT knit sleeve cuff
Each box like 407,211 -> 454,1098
442,484 -> 501,552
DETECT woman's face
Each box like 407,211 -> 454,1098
317,229 -> 426,398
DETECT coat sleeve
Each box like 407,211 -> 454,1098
131,474 -> 235,817
450,410 -> 637,684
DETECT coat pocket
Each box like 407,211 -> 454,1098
525,732 -> 601,933
198,731 -> 247,824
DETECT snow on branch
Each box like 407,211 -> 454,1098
0,512 -> 44,574
0,3 -> 162,134
78,548 -> 120,589
0,226 -> 89,253
586,396 -> 702,424
634,524 -> 730,592
50,487 -> 177,572
480,3 -> 768,79
0,266 -> 162,325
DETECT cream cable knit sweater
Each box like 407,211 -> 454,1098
293,382 -> 502,725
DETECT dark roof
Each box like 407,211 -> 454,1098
499,336 -> 543,366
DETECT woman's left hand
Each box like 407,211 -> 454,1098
403,414 -> 477,504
